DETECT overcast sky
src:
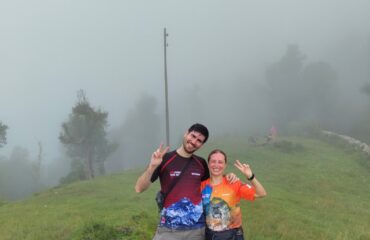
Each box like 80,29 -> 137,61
1,0 -> 369,161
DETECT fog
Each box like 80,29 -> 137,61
1,0 -> 369,199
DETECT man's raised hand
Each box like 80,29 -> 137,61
150,143 -> 170,168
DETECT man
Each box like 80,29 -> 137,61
135,123 -> 212,240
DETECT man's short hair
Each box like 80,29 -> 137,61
188,123 -> 209,143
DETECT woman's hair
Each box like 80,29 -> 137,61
207,149 -> 227,163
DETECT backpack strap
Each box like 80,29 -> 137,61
162,156 -> 193,198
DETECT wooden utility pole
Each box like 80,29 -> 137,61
164,28 -> 170,146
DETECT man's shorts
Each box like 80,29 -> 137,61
153,226 -> 205,240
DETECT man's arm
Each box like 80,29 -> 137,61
135,164 -> 157,193
134,144 -> 169,193
225,172 -> 239,184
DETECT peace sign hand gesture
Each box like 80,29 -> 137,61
234,159 -> 254,179
150,143 -> 170,168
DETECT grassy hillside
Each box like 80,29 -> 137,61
0,136 -> 369,240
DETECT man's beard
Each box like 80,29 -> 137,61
183,140 -> 196,154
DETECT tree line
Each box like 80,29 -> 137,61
1,40 -> 369,200
0,89 -> 161,200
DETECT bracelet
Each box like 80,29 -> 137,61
247,173 -> 255,181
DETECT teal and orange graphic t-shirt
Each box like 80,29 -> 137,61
201,177 -> 255,231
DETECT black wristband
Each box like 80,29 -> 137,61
247,173 -> 255,181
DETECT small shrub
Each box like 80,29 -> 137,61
359,234 -> 370,240
59,160 -> 86,185
131,212 -> 148,224
116,226 -> 133,236
0,199 -> 7,207
78,222 -> 123,240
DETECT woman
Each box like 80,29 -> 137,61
201,149 -> 267,240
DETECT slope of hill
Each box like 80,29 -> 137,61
0,136 -> 369,240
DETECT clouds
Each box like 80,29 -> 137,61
0,0 -> 369,160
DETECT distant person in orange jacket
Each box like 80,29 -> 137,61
201,149 -> 267,240
264,125 -> 277,144
270,125 -> 277,140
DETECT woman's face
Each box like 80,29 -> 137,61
208,152 -> 227,177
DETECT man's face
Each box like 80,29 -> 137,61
182,131 -> 206,154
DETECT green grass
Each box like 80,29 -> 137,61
0,136 -> 369,239
201,136 -> 370,240
0,171 -> 160,240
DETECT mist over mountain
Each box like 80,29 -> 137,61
1,0 -> 369,199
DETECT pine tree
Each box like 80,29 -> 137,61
59,90 -> 117,181
0,121 -> 8,148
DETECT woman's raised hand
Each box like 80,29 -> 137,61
234,159 -> 253,179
